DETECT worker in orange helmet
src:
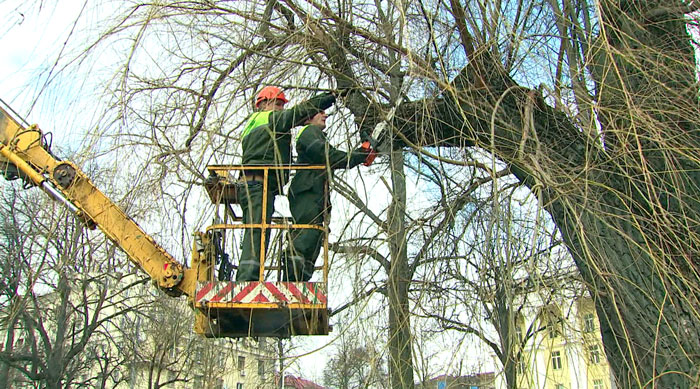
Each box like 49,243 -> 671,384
233,86 -> 337,282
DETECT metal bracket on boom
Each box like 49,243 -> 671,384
53,163 -> 77,189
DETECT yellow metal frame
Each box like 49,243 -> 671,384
194,165 -> 332,337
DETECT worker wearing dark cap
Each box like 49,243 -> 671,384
284,110 -> 374,281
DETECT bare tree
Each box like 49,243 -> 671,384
323,325 -> 389,389
253,1 -> 700,386
9,0 -> 700,386
115,289 -> 232,389
414,178 -> 574,389
0,182 -> 152,388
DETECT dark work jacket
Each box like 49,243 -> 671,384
241,93 -> 336,187
289,124 -> 367,197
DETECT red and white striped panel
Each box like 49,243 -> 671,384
195,281 -> 327,305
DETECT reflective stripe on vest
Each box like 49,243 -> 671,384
242,111 -> 271,139
296,125 -> 310,141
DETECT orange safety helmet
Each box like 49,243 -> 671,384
255,86 -> 288,107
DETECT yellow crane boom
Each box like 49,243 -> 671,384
0,104 -> 197,297
0,101 -> 330,338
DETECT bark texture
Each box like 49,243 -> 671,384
379,2 -> 700,385
386,148 -> 414,388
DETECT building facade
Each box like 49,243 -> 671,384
495,296 -> 616,389
420,372 -> 496,389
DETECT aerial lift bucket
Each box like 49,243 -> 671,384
193,165 -> 330,338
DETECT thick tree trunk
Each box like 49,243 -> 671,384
322,0 -> 700,384
388,8 -> 700,383
493,285 -> 519,389
386,148 -> 414,388
557,3 -> 700,386
548,193 -> 700,388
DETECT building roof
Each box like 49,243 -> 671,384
429,372 -> 495,380
283,374 -> 325,389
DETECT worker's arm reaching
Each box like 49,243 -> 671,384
296,124 -> 371,169
268,92 -> 337,134
241,92 -> 337,168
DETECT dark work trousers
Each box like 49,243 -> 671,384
236,180 -> 276,281
287,188 -> 329,281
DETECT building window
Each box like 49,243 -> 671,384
194,345 -> 203,361
134,317 -> 145,341
593,379 -> 604,389
589,344 -> 601,364
258,359 -> 265,378
583,313 -> 595,332
555,385 -> 565,389
551,351 -> 562,370
217,351 -> 226,368
238,356 -> 246,376
236,383 -> 243,389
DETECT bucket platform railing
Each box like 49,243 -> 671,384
194,164 -> 330,338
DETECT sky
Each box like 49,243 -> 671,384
1,3 -> 62,111
0,1 -> 105,131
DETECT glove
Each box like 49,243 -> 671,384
350,145 -> 370,167
359,141 -> 377,166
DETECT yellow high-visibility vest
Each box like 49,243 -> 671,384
242,111 -> 271,138
296,125 -> 311,140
